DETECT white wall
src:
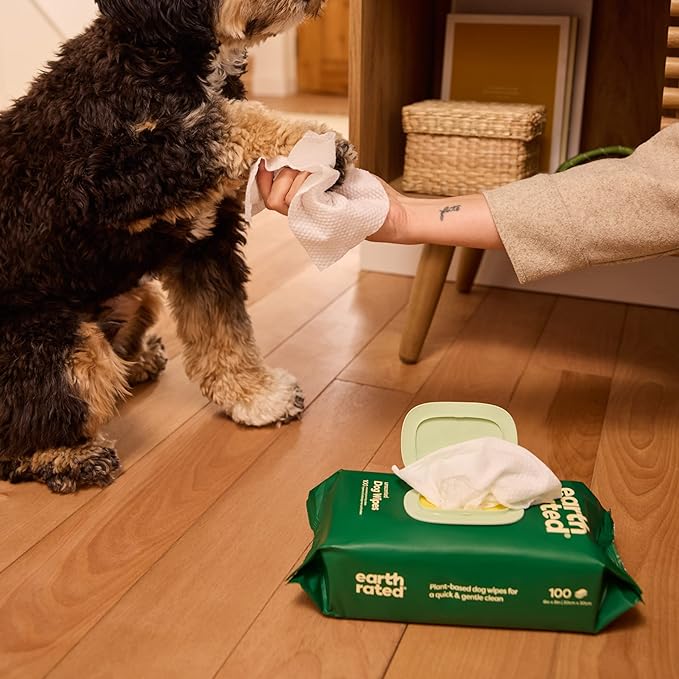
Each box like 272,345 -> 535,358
248,32 -> 298,98
0,0 -> 97,109
34,0 -> 98,38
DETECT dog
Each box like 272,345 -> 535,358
0,0 -> 355,494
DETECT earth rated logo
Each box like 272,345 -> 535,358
355,572 -> 406,598
540,487 -> 590,539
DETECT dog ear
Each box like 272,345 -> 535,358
95,0 -> 217,45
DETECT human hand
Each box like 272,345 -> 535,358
256,165 -> 412,243
256,165 -> 311,216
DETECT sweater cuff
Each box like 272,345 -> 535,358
483,174 -> 589,284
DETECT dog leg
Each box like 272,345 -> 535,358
0,315 -> 129,493
163,221 -> 303,426
219,99 -> 357,182
99,280 -> 168,387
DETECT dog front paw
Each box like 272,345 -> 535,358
4,439 -> 122,494
228,368 -> 304,427
128,334 -> 168,386
334,138 -> 357,186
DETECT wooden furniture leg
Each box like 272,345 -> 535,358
456,247 -> 485,293
399,244 -> 455,364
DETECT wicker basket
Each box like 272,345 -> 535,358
402,100 -> 546,196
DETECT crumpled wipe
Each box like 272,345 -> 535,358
392,437 -> 562,510
245,131 -> 389,270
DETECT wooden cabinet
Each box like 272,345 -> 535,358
298,0 -> 350,95
350,0 -> 671,364
350,0 -> 670,180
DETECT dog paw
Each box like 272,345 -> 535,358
228,368 -> 304,427
334,138 -> 357,186
128,334 -> 168,386
75,445 -> 121,487
6,440 -> 122,494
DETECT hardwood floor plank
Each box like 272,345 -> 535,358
216,582 -> 404,679
528,296 -> 626,377
550,306 -> 679,678
46,382 -> 411,679
0,360 -> 207,574
0,404 -> 278,679
403,288 -> 556,405
244,211 -> 298,264
246,238 -> 315,305
507,296 -> 626,480
266,272 -> 413,400
510,368 -> 612,481
155,249 -> 359,363
386,627 -> 553,679
340,284 -> 487,393
0,270 -> 405,678
249,251 -> 360,356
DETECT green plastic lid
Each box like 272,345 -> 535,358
399,402 -> 522,526
400,402 -> 518,466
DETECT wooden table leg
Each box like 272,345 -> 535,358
456,247 -> 485,294
399,244 -> 455,364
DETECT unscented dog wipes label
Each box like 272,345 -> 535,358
290,472 -> 641,634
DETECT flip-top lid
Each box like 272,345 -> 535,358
401,402 -> 518,466
400,402 -> 522,525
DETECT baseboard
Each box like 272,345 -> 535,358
360,242 -> 679,309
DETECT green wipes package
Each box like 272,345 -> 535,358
290,473 -> 642,633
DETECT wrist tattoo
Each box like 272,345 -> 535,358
440,205 -> 462,221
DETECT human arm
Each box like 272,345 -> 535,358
255,165 -> 503,249
484,123 -> 679,282
257,122 -> 679,283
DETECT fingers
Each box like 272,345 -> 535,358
256,165 -> 311,216
286,171 -> 311,206
256,163 -> 274,201
267,168 -> 298,215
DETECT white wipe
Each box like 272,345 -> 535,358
392,437 -> 562,510
245,131 -> 389,270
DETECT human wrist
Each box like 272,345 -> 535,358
402,194 -> 502,250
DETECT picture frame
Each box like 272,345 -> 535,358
441,13 -> 577,172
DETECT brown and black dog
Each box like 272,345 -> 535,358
0,0 -> 355,493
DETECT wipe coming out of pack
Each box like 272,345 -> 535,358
290,472 -> 641,633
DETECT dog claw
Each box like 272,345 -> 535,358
334,139 -> 357,186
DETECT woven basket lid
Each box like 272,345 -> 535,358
402,100 -> 546,141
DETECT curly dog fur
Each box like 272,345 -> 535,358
0,0 -> 355,493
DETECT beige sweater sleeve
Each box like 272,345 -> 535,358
482,122 -> 679,283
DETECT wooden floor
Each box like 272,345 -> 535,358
1,212 -> 678,678
256,94 -> 349,116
